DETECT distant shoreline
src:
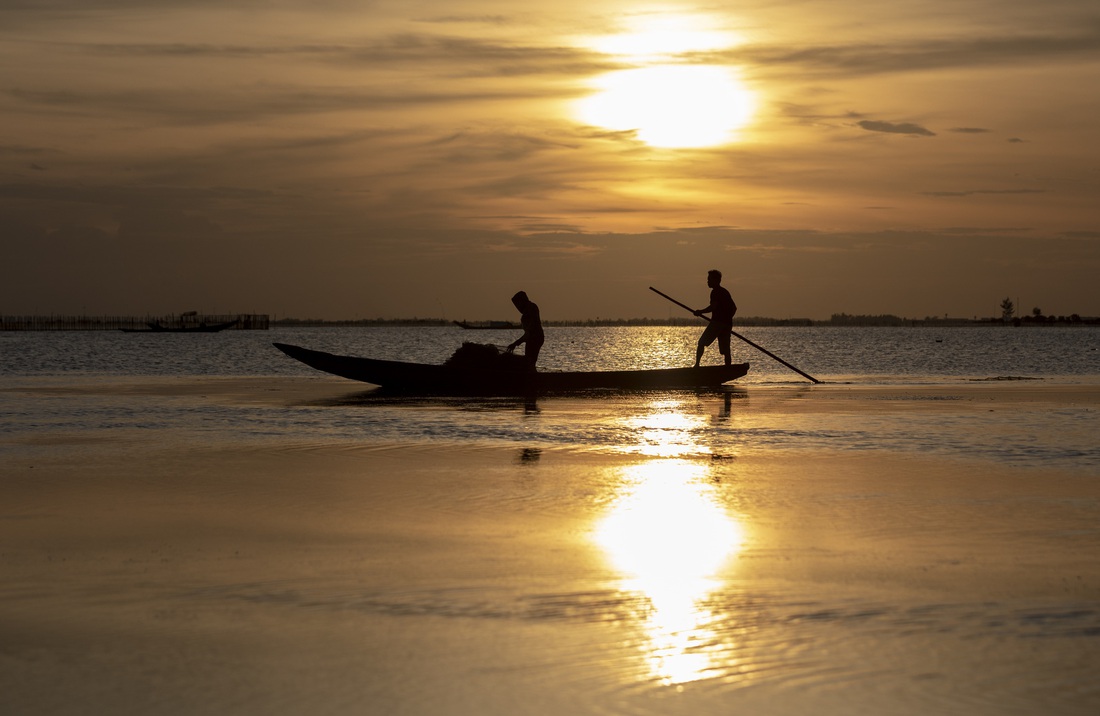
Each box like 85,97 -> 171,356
271,315 -> 1100,328
4,313 -> 1097,331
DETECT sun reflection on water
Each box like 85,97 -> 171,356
620,399 -> 711,458
594,459 -> 745,686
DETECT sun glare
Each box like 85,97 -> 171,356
578,66 -> 754,148
575,12 -> 756,148
595,460 -> 745,685
591,14 -> 737,59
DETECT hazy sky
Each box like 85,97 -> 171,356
3,0 -> 1099,320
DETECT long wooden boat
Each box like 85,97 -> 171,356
121,319 -> 239,333
274,342 -> 748,394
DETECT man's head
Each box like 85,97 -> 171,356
512,291 -> 530,310
707,269 -> 722,287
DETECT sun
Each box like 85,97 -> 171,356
577,65 -> 755,148
574,12 -> 756,149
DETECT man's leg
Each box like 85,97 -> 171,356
527,338 -> 543,370
696,324 -> 716,367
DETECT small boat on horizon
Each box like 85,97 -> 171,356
452,320 -> 519,330
273,342 -> 749,395
120,319 -> 239,333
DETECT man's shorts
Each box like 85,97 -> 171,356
699,322 -> 732,356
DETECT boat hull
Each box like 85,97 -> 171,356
274,343 -> 748,394
121,320 -> 239,333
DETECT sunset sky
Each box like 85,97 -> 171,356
3,0 -> 1099,321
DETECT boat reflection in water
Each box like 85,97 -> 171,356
594,401 -> 746,686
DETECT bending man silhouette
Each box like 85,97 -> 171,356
506,291 -> 544,368
693,270 -> 737,367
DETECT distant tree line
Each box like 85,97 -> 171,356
997,297 -> 1095,326
827,313 -> 910,326
269,299 -> 1099,328
829,312 -> 1098,326
548,316 -> 816,327
273,317 -> 451,327
271,316 -> 820,327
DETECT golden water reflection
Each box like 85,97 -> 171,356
620,399 -> 711,458
594,459 -> 745,685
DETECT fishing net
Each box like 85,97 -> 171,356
444,342 -> 530,370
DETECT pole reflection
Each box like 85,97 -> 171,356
594,458 -> 745,686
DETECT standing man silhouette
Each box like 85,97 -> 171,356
506,291 -> 544,368
693,270 -> 737,366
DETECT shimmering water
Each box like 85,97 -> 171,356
2,327 -> 1099,716
3,326 -> 1099,469
3,325 -> 1098,382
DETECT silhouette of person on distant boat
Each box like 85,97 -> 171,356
506,291 -> 544,368
693,269 -> 737,367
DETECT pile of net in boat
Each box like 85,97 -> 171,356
444,342 -> 531,371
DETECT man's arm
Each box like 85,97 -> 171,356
507,332 -> 527,352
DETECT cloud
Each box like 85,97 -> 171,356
1,3 -> 1096,320
80,33 -> 618,78
116,206 -> 223,238
858,120 -> 935,136
5,83 -> 579,126
0,182 -> 270,209
2,216 -> 1097,319
937,226 -> 1035,234
0,144 -> 51,155
921,189 -> 1045,197
722,24 -> 1100,78
416,15 -> 515,26
516,222 -> 586,234
66,19 -> 1100,89
722,241 -> 851,255
427,129 -> 581,163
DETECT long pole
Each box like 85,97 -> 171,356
650,286 -> 820,384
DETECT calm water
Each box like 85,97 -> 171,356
3,325 -> 1099,383
2,326 -> 1099,468
3,327 -> 1099,716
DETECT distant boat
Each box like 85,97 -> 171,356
120,319 -> 239,333
452,320 -> 518,330
274,342 -> 749,395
